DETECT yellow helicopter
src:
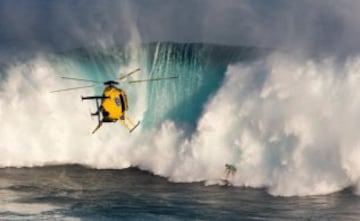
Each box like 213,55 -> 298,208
51,68 -> 177,134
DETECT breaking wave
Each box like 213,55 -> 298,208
1,42 -> 360,196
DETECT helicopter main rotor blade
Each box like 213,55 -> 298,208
61,77 -> 103,83
50,85 -> 96,93
128,76 -> 178,84
118,68 -> 141,81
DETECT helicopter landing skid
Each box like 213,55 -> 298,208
92,122 -> 102,134
129,121 -> 140,133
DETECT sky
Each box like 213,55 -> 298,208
0,0 -> 359,57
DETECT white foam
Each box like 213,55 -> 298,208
3,52 -> 360,196
141,53 -> 360,196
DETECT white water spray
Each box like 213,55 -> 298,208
166,53 -> 360,196
136,52 -> 360,196
2,51 -> 360,197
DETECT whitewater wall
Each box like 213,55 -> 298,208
0,42 -> 259,166
2,42 -> 360,196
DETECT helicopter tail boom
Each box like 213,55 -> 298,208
82,95 -> 109,134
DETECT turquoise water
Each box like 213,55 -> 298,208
49,43 -> 264,128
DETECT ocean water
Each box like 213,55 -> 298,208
1,165 -> 360,221
2,42 -> 360,220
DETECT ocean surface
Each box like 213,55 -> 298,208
1,165 -> 360,221
2,42 -> 360,220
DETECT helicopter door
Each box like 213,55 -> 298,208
119,94 -> 126,112
119,91 -> 128,111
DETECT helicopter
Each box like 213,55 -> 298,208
51,68 -> 177,134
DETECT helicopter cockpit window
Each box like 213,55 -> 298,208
114,97 -> 121,106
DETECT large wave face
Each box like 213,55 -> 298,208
2,42 -> 360,197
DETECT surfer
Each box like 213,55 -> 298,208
225,164 -> 236,177
223,163 -> 237,186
